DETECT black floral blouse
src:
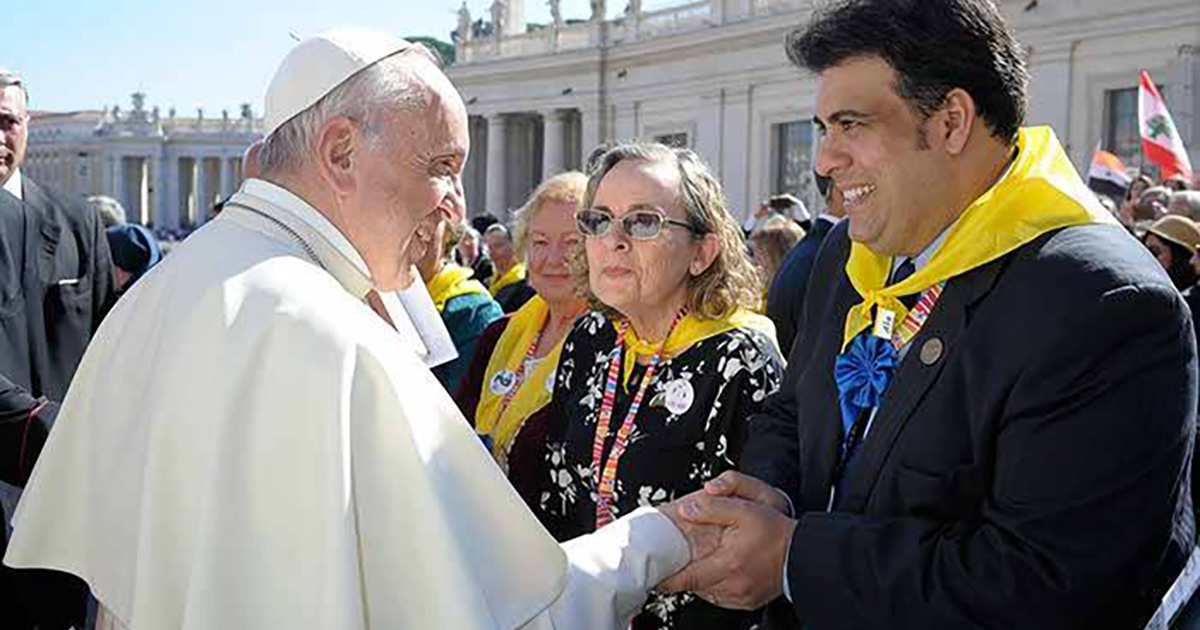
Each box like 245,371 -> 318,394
534,311 -> 785,630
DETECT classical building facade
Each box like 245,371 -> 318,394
448,0 -> 1200,221
25,93 -> 263,230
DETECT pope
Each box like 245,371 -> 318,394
3,28 -> 714,630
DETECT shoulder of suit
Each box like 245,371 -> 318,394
1003,223 -> 1174,298
23,177 -> 97,228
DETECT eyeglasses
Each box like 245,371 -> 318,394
576,207 -> 701,241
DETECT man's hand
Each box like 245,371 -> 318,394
659,493 -> 797,610
703,471 -> 791,515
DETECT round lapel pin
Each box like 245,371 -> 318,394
920,337 -> 944,366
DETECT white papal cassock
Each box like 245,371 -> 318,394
3,178 -> 689,630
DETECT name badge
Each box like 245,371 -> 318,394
489,370 -> 517,396
873,308 -> 897,340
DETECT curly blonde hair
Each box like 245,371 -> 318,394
571,142 -> 762,320
511,171 -> 589,261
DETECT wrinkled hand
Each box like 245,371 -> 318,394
703,471 -> 791,515
659,489 -> 723,565
659,493 -> 797,610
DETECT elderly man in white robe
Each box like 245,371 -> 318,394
3,29 -> 712,630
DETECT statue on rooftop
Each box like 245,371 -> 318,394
456,1 -> 473,43
491,0 -> 508,37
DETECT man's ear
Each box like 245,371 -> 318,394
934,88 -> 976,156
690,233 -> 720,277
315,117 -> 360,198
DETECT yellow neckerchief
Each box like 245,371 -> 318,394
489,262 -> 527,297
476,296 -> 564,462
426,264 -> 490,313
841,126 -> 1117,351
620,308 -> 778,385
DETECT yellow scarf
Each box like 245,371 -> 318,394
475,296 -> 563,463
426,265 -> 490,312
841,126 -> 1117,351
621,308 -> 778,385
489,262 -> 527,296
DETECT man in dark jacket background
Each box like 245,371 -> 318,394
0,69 -> 117,630
765,173 -> 844,356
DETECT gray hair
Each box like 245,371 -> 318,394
1170,190 -> 1200,222
259,44 -> 440,176
483,223 -> 511,240
86,195 -> 127,228
0,70 -> 28,104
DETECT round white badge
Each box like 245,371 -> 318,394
489,370 -> 518,396
662,379 -> 695,415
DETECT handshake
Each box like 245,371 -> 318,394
656,471 -> 799,610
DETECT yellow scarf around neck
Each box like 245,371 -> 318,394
489,262 -> 527,296
620,308 -> 779,385
426,265 -> 490,312
476,296 -> 563,463
841,126 -> 1117,351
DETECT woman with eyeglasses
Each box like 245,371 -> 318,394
458,172 -> 590,508
533,143 -> 783,630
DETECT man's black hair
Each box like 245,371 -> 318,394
787,0 -> 1028,143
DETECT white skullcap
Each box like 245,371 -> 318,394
263,27 -> 413,137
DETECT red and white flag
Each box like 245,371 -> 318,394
1139,70 -> 1193,180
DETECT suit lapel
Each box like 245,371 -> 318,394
836,257 -> 1006,513
21,179 -> 60,286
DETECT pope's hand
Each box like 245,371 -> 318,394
659,490 -> 723,564
658,493 -> 796,610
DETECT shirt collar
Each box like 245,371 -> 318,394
241,178 -> 370,279
3,169 -> 23,200
893,223 -> 953,276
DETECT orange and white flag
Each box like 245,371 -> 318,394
1088,148 -> 1130,188
1139,70 -> 1193,180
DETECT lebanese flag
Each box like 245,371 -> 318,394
1139,70 -> 1193,179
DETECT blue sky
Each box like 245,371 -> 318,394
3,0 -> 674,114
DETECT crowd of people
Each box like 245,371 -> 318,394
0,0 -> 1199,629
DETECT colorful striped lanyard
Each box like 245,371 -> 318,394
889,282 -> 946,349
591,311 -> 684,528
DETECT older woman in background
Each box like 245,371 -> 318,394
459,172 -> 590,507
417,219 -> 503,393
534,143 -> 783,630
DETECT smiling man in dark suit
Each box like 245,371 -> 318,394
664,1 -> 1197,628
0,69 -> 116,630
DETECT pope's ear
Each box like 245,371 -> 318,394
315,116 -> 359,197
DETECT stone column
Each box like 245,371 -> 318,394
157,153 -> 175,228
111,154 -> 125,210
721,85 -> 753,213
221,156 -> 235,198
195,156 -> 210,225
486,114 -> 509,214
579,106 -> 602,166
542,109 -> 566,178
